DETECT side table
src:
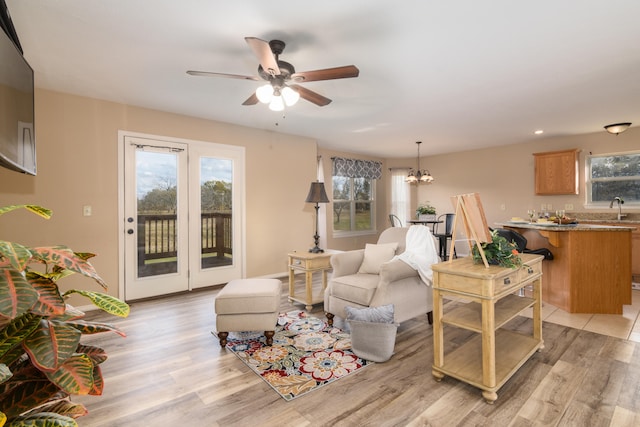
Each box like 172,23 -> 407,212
287,251 -> 334,311
431,253 -> 544,403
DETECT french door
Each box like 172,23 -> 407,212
121,133 -> 244,301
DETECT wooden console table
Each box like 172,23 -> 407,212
431,254 -> 544,403
287,251 -> 334,311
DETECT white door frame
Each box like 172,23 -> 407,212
117,130 -> 246,300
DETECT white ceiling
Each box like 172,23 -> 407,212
5,0 -> 640,158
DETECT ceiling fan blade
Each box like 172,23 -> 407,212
290,84 -> 332,106
242,92 -> 259,106
291,65 -> 359,82
244,37 -> 280,76
187,70 -> 259,80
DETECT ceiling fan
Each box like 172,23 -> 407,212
187,37 -> 359,111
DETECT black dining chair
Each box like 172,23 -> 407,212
494,228 -> 554,260
388,214 -> 403,227
433,213 -> 457,259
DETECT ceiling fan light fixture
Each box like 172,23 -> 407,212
269,95 -> 285,111
256,84 -> 273,103
282,86 -> 300,106
604,122 -> 632,135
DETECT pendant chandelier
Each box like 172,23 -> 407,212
405,141 -> 434,184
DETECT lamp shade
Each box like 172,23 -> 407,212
305,182 -> 329,203
256,84 -> 273,103
269,95 -> 284,111
282,86 -> 300,106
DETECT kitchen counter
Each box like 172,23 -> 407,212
499,222 -> 633,314
579,219 -> 640,224
497,222 -> 637,231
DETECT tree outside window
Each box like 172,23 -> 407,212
332,176 -> 375,232
587,151 -> 640,205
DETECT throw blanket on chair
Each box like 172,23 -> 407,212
393,225 -> 440,285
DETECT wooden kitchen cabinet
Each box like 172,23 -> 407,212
590,222 -> 640,282
506,223 -> 633,313
533,148 -> 579,195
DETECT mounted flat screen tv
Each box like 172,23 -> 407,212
0,6 -> 35,175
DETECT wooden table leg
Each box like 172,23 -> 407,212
305,270 -> 313,311
432,287 -> 444,380
481,299 -> 496,389
533,276 -> 544,350
288,257 -> 295,301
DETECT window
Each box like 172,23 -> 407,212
390,168 -> 410,226
332,176 -> 376,232
332,157 -> 381,234
587,151 -> 640,206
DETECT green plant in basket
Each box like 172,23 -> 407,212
416,202 -> 436,216
472,229 -> 523,269
0,205 -> 130,427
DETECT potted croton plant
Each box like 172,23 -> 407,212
416,202 -> 436,221
0,204 -> 129,427
471,229 -> 523,268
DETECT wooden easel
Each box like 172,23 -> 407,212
448,193 -> 493,267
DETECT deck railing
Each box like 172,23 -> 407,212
137,213 -> 232,267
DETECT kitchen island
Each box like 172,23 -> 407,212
497,222 -> 635,314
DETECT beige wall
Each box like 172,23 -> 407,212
0,89 -> 318,302
387,127 -> 639,254
2,88 -> 637,302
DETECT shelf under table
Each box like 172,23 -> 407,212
432,329 -> 542,393
442,294 -> 535,332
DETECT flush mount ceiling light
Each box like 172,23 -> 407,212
405,141 -> 434,184
604,122 -> 632,135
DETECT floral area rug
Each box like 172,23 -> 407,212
220,310 -> 372,401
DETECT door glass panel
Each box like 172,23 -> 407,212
200,157 -> 233,269
136,150 -> 179,278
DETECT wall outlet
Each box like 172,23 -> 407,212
540,204 -> 546,211
83,205 -> 92,217
565,204 -> 574,210
500,203 -> 506,211
547,203 -> 552,211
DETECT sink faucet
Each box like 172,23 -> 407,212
609,196 -> 625,220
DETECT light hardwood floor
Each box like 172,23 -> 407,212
75,283 -> 640,427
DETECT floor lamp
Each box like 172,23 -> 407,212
305,181 -> 329,253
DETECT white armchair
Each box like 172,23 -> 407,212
324,227 -> 436,326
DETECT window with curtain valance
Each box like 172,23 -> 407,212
332,157 -> 382,179
331,157 -> 380,235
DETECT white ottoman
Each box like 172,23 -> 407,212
214,278 -> 281,347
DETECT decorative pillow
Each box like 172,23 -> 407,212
345,304 -> 395,324
358,242 -> 398,274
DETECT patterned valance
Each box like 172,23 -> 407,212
332,157 -> 382,179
